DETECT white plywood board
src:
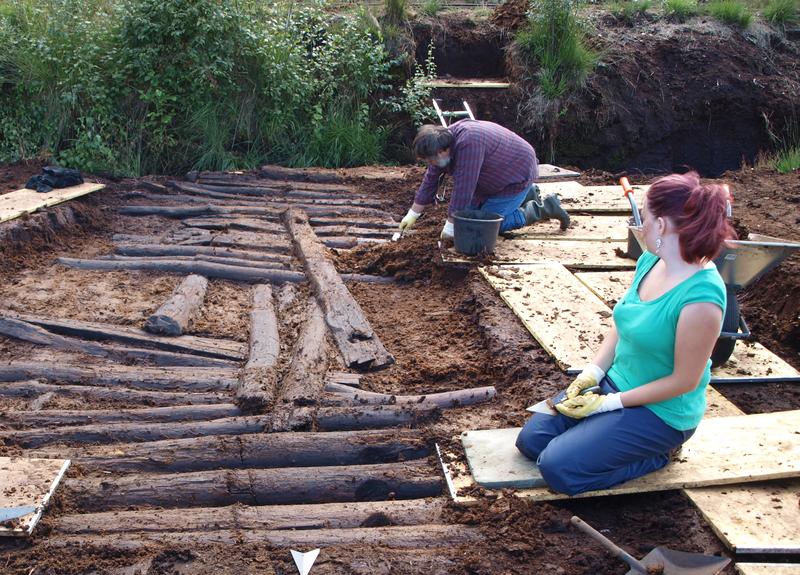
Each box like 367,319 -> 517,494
507,215 -> 631,242
493,239 -> 636,269
574,271 -> 635,305
0,183 -> 106,223
537,165 -> 581,180
687,480 -> 800,554
711,341 -> 800,383
537,181 -> 648,213
0,456 -> 71,536
450,410 -> 800,502
736,564 -> 800,575
480,263 -> 614,370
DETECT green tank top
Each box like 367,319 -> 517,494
607,251 -> 727,430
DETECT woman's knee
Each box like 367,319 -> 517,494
537,447 -> 582,496
515,416 -> 552,460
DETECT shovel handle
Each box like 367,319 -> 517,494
570,516 -> 649,574
619,177 -> 642,227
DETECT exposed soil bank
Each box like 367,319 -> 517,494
412,10 -> 800,176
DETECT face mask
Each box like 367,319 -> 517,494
435,156 -> 450,168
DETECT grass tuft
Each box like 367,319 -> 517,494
708,0 -> 752,27
420,0 -> 445,16
609,0 -> 653,23
763,0 -> 799,25
663,0 -> 699,21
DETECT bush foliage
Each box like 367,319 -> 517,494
0,0 -> 413,174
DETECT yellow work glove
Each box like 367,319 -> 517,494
399,208 -> 421,232
565,364 -> 605,399
556,392 -> 623,419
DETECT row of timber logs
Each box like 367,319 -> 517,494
0,405 -> 440,447
57,257 -> 305,284
44,524 -> 479,551
0,362 -> 238,391
2,311 -> 246,360
325,382 -> 497,408
29,429 -> 430,473
0,380 -> 228,406
170,181 -> 384,207
63,461 -> 442,510
53,498 -> 445,534
0,403 -> 241,428
100,253 -> 294,271
0,316 -> 235,368
120,201 -> 394,220
236,284 -> 281,412
283,208 -> 394,370
114,243 -> 292,265
145,274 -> 208,336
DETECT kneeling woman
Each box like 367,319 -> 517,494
516,172 -> 734,496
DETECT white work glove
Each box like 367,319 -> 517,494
556,392 -> 623,419
565,363 -> 605,399
399,208 -> 422,231
440,220 -> 454,240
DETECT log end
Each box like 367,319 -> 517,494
144,316 -> 182,337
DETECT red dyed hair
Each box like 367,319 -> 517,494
646,171 -> 736,263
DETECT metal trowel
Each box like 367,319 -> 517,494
526,386 -> 601,415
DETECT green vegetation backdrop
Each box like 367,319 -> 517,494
0,0 -> 413,174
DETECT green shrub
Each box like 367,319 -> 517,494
764,0 -> 798,25
663,0 -> 699,21
708,0 -> 752,27
420,0 -> 445,16
0,0 -> 409,174
609,0 -> 653,23
515,0 -> 598,100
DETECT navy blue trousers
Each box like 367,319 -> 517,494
515,377 -> 695,495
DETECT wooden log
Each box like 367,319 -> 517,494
113,232 -> 293,254
341,274 -> 397,284
145,274 -> 208,336
0,380 -> 228,406
45,524 -> 478,551
53,498 -> 445,534
0,403 -> 240,428
236,285 -> 280,413
0,362 -> 237,391
310,216 -> 396,228
2,311 -> 246,360
181,216 -> 285,234
28,392 -> 54,411
177,183 -> 383,207
103,254 -> 293,271
57,257 -> 305,284
276,283 -> 298,315
0,316 -> 235,368
314,404 -> 439,431
121,201 -> 394,220
325,382 -> 497,409
312,224 -> 394,238
30,429 -> 430,473
283,208 -> 394,370
115,243 -> 292,265
0,415 -> 272,448
0,405 -> 438,447
277,297 -> 329,406
259,164 -> 345,184
64,461 -> 442,510
322,236 -> 389,249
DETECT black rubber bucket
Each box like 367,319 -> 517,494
453,209 -> 504,255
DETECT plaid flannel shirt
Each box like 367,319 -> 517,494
414,120 -> 539,215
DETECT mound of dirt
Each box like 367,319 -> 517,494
491,0 -> 530,32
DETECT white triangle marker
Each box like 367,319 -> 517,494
290,549 -> 320,575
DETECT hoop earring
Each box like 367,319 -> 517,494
655,237 -> 663,254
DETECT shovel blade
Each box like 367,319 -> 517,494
626,547 -> 730,575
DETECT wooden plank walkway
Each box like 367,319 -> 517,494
0,183 -> 105,223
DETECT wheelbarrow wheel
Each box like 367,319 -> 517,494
710,289 -> 740,368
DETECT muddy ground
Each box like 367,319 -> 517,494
0,157 -> 796,574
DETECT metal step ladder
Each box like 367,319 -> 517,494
432,99 -> 475,127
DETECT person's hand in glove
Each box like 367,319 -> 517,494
565,364 -> 605,399
400,207 -> 422,232
440,220 -> 454,240
555,392 -> 623,419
